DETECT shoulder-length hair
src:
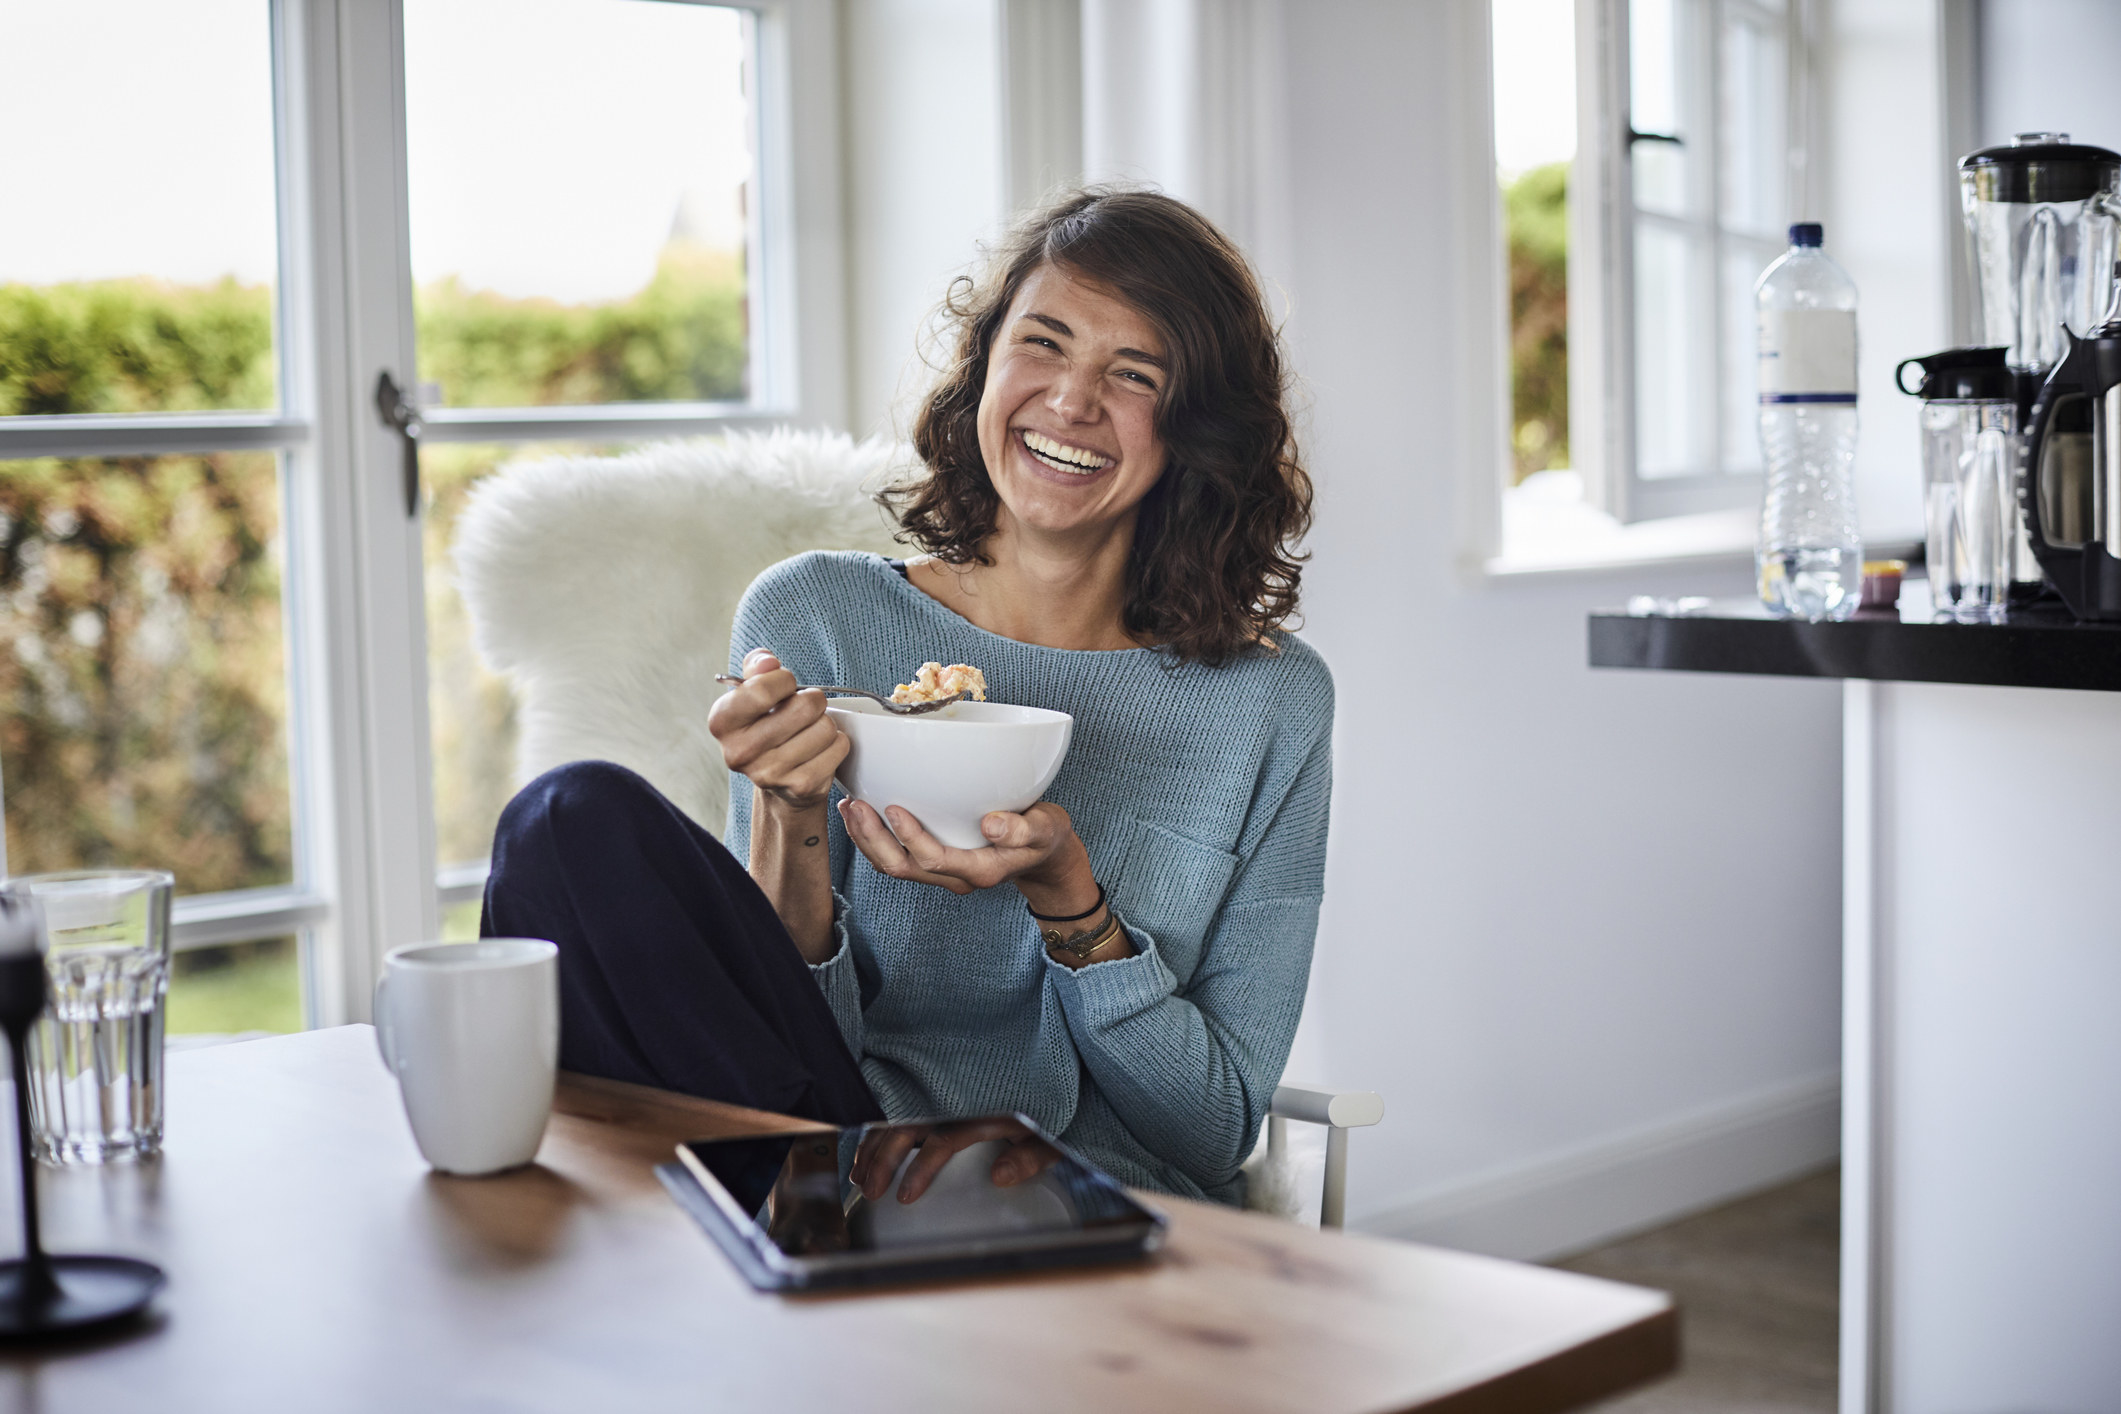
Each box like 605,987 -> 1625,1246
886,187 -> 1312,668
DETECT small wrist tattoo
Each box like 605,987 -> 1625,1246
804,835 -> 820,847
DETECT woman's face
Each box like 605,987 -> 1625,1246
975,262 -> 1170,540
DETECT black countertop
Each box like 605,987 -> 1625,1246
1588,587 -> 2121,693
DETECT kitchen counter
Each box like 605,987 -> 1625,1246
1587,592 -> 2121,692
1587,582 -> 2121,1412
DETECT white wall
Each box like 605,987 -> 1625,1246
837,0 -> 1004,438
1823,0 -> 1951,545
1275,3 -> 1842,1256
1976,0 -> 2121,150
835,0 -> 1849,1261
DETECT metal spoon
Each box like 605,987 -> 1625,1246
712,674 -> 967,716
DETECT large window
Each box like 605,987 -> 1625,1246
403,0 -> 762,919
1496,0 -> 1808,528
0,0 -> 314,1033
1,0 -> 829,1027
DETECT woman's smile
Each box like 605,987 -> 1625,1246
1015,427 -> 1116,481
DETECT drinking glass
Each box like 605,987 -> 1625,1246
1921,399 -> 2018,621
5,871 -> 174,1163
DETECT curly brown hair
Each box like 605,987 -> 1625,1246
885,187 -> 1312,667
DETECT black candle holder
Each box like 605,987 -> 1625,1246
0,899 -> 163,1338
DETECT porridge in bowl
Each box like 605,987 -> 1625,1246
892,662 -> 988,705
829,688 -> 1071,850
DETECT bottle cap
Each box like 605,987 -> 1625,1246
1789,222 -> 1823,247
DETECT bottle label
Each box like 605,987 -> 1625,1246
1758,308 -> 1857,402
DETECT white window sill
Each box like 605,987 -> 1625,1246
1483,470 -> 1755,578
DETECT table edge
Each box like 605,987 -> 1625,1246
1413,1303 -> 1680,1414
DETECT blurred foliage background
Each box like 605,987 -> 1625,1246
0,248 -> 747,901
1505,161 -> 1569,483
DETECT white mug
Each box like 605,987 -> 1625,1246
374,938 -> 559,1176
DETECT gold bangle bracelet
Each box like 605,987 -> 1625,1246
1043,909 -> 1125,962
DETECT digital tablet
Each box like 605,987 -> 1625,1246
656,1113 -> 1167,1291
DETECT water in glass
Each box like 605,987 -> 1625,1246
13,871 -> 174,1163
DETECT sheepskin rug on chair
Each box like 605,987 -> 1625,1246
451,428 -> 910,837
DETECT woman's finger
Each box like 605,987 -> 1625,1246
895,1132 -> 972,1203
717,685 -> 825,771
883,807 -> 994,878
853,1126 -> 925,1201
991,1137 -> 1064,1187
712,666 -> 804,737
840,801 -> 974,894
971,805 -> 1056,852
883,807 -> 1027,889
746,710 -> 844,790
894,1116 -> 1033,1201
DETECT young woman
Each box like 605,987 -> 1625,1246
484,189 -> 1331,1204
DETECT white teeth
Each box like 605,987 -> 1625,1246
1021,429 -> 1109,474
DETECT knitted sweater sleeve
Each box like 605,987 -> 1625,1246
1046,712 -> 1333,1193
723,561 -> 867,1059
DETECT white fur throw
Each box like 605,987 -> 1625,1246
451,428 -> 911,837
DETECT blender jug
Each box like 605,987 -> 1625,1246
1897,348 -> 2018,620
1959,133 -> 2121,597
1961,133 -> 2121,373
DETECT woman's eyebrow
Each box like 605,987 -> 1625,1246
1019,310 -> 1166,369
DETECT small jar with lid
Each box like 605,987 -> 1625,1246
1896,346 -> 2019,621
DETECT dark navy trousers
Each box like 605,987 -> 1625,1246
481,760 -> 883,1126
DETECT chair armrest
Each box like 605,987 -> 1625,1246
1270,1083 -> 1384,1129
1265,1084 -> 1383,1230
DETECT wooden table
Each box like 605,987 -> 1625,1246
0,1028 -> 1674,1412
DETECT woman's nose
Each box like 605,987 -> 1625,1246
1046,368 -> 1100,423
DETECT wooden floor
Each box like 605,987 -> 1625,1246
1556,1167 -> 1839,1414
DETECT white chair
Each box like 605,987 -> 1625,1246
452,429 -> 1381,1225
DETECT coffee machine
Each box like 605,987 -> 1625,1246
2022,273 -> 2121,619
1957,132 -> 2121,605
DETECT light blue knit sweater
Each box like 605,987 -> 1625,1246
727,551 -> 1333,1203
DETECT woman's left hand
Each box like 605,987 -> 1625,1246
837,798 -> 1097,911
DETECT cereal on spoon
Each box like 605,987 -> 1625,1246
891,663 -> 987,705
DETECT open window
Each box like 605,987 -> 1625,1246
1492,0 -> 1813,550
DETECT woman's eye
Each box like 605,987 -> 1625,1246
1119,370 -> 1157,390
1024,336 -> 1059,351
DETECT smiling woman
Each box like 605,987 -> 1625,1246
896,188 -> 1311,666
481,189 -> 1333,1205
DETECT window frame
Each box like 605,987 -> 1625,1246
0,0 -> 845,1028
0,2 -> 327,1005
328,0 -> 846,1010
1569,0 -> 1816,525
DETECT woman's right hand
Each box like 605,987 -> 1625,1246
708,649 -> 849,812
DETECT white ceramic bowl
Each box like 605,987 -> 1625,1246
828,698 -> 1074,850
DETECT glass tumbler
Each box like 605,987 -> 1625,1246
1921,399 -> 2018,621
6,870 -> 174,1163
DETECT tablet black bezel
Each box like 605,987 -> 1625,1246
662,1114 -> 1167,1292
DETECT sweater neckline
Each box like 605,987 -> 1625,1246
864,554 -> 1165,660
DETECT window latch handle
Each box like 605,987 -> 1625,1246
374,371 -> 425,518
1627,127 -> 1684,147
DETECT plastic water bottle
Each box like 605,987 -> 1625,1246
1755,222 -> 1862,620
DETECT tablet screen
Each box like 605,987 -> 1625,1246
679,1114 -> 1158,1261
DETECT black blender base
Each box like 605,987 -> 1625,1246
0,1256 -> 164,1337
